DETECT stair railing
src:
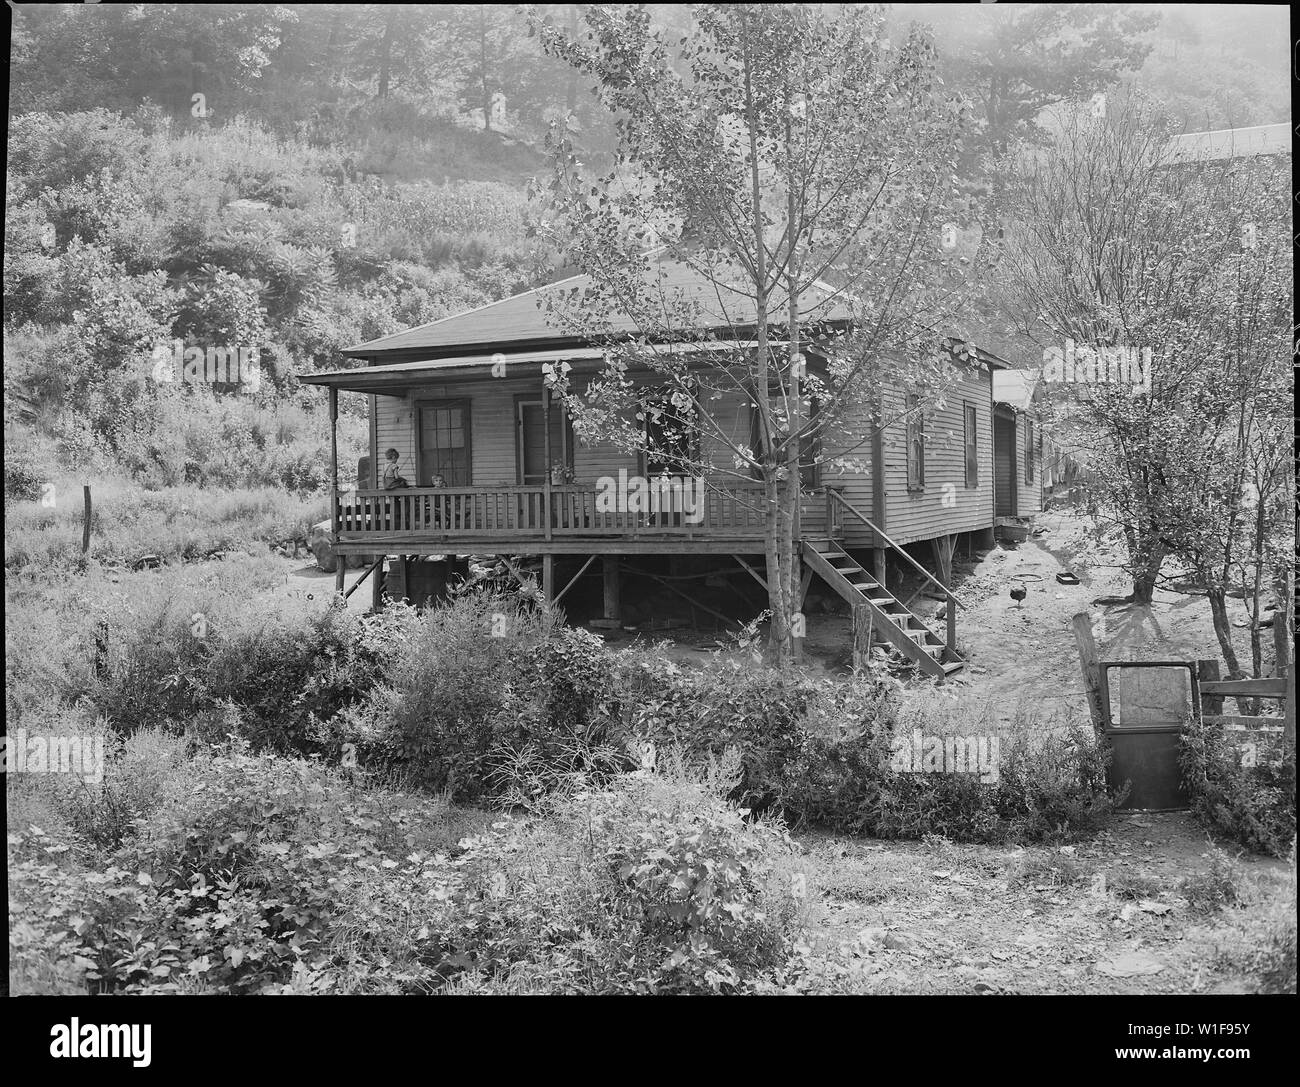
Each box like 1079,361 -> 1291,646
820,487 -> 964,656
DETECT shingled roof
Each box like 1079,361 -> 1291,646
1166,122 -> 1291,163
344,254 -> 856,362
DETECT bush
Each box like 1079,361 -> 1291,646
8,741 -> 804,995
776,720 -> 1113,845
89,593 -> 396,750
416,756 -> 806,994
339,594 -> 630,803
619,654 -> 895,811
1180,719 -> 1296,857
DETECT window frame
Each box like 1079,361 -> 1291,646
414,397 -> 472,487
963,402 -> 978,489
1024,416 -> 1036,484
905,393 -> 925,491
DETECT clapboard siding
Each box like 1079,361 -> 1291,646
880,363 -> 995,545
818,404 -> 877,547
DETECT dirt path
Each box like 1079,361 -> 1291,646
913,510 -> 1276,719
794,812 -> 1293,995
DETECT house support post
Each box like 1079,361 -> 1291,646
372,556 -> 385,612
602,556 -> 621,621
872,548 -> 886,589
931,534 -> 957,655
542,553 -> 555,608
329,386 -> 344,596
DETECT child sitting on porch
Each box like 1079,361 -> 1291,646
427,473 -> 448,529
382,448 -> 408,490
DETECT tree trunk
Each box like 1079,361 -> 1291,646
1129,550 -> 1163,604
377,9 -> 396,99
479,6 -> 493,131
1205,587 -> 1243,679
741,13 -> 792,668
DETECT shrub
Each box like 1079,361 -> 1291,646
1180,719 -> 1296,857
776,720 -> 1114,845
89,593 -> 394,751
620,655 -> 895,811
413,758 -> 806,994
338,594 -> 631,804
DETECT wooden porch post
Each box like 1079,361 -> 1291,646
602,556 -> 622,621
542,554 -> 555,608
872,548 -> 887,588
542,383 -> 553,541
329,386 -> 344,596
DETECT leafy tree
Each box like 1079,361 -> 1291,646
893,3 -> 1156,184
1001,93 -> 1291,658
534,3 -> 986,666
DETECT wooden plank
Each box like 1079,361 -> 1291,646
553,553 -> 597,606
1203,715 -> 1285,729
1072,612 -> 1106,734
733,554 -> 769,592
1199,678 -> 1288,697
343,558 -> 384,601
643,572 -> 738,629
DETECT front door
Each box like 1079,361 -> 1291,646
516,397 -> 571,485
416,399 -> 471,486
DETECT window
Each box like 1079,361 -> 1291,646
905,394 -> 925,490
642,385 -> 699,476
416,399 -> 471,485
748,391 -> 821,487
1025,417 -> 1035,483
964,403 -> 978,488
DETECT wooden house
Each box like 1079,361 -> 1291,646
303,259 -> 1039,680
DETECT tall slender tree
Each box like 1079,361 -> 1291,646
534,3 -> 988,666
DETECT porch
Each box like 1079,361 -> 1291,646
331,479 -> 843,553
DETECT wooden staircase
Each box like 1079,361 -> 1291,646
802,538 -> 966,681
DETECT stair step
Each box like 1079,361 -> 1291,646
941,661 -> 966,675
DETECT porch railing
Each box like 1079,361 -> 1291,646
335,482 -> 770,540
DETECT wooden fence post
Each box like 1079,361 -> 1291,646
852,604 -> 875,675
1072,612 -> 1106,735
1277,599 -> 1295,743
82,485 -> 92,554
1197,659 -> 1224,718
